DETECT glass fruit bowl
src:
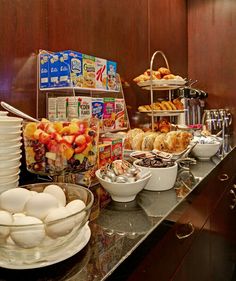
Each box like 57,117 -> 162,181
0,182 -> 94,267
23,118 -> 99,176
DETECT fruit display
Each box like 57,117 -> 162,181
23,118 -> 99,176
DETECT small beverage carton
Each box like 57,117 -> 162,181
103,97 -> 115,131
78,96 -> 92,119
115,98 -> 126,130
39,53 -> 50,89
56,96 -> 68,120
47,97 -> 57,121
101,137 -> 123,161
107,60 -> 119,91
97,143 -> 112,168
92,97 -> 104,130
66,96 -> 80,120
82,54 -> 95,88
95,57 -> 107,89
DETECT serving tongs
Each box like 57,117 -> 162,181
0,101 -> 39,122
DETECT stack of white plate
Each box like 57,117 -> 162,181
0,116 -> 23,193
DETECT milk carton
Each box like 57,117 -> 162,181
78,96 -> 92,119
82,54 -> 95,88
95,57 -> 107,89
39,53 -> 50,89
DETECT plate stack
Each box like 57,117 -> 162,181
0,116 -> 23,193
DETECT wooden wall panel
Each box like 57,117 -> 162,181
188,0 -> 236,135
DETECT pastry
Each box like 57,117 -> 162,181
141,132 -> 158,151
153,133 -> 167,151
138,106 -> 148,112
125,128 -> 143,149
173,98 -> 184,110
162,101 -> 172,111
163,74 -> 176,80
168,101 -> 177,110
159,119 -> 171,133
158,67 -> 171,77
131,132 -> 145,150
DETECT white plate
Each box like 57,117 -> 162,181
137,79 -> 186,90
0,223 -> 91,269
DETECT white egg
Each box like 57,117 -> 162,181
43,184 -> 66,207
44,207 -> 75,238
10,215 -> 45,248
66,199 -> 86,225
0,210 -> 13,239
25,193 -> 59,220
0,188 -> 32,213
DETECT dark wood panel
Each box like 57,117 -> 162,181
0,0 -> 48,118
187,0 -> 236,136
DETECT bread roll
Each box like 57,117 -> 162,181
162,101 -> 172,111
131,132 -> 145,150
153,133 -> 167,151
141,132 -> 158,151
163,74 -> 176,80
125,128 -> 143,149
158,67 -> 171,77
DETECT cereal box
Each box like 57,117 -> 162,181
47,97 -> 57,121
66,96 -> 80,120
58,51 -> 71,87
39,53 -> 50,89
115,98 -> 126,130
56,96 -> 67,120
92,98 -> 104,130
107,60 -> 118,91
49,53 -> 60,87
78,96 -> 92,119
103,97 -> 115,131
83,54 -> 95,88
95,57 -> 107,89
101,137 -> 123,161
97,143 -> 112,168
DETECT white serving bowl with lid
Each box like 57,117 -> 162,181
133,160 -> 178,191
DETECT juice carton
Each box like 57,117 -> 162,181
78,96 -> 92,119
92,97 -> 104,130
103,97 -> 115,131
66,96 -> 80,120
39,53 -> 50,89
95,57 -> 107,89
115,98 -> 126,130
56,96 -> 68,120
101,137 -> 123,161
49,53 -> 60,87
47,97 -> 57,121
82,54 -> 95,88
107,60 -> 119,91
97,143 -> 112,168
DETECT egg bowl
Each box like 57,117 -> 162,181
95,169 -> 151,202
0,183 -> 94,267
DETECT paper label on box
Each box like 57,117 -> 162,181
67,96 -> 80,120
83,54 -> 95,88
102,138 -> 123,161
98,144 -> 112,168
78,96 -> 92,119
95,57 -> 107,89
103,97 -> 115,130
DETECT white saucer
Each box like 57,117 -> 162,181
0,223 -> 91,269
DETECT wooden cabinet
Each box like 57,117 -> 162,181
110,149 -> 236,281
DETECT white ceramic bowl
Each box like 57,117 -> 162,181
0,172 -> 20,184
0,152 -> 21,161
0,132 -> 22,141
0,125 -> 22,134
0,117 -> 23,127
95,169 -> 151,202
0,179 -> 19,192
191,142 -> 221,160
0,137 -> 22,147
0,156 -> 21,169
133,160 -> 178,191
0,143 -> 22,155
0,164 -> 21,177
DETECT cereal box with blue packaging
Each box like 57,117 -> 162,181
49,52 -> 60,87
83,54 -> 95,88
107,60 -> 119,91
60,50 -> 83,87
39,52 -> 50,89
95,57 -> 107,89
92,97 -> 104,130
